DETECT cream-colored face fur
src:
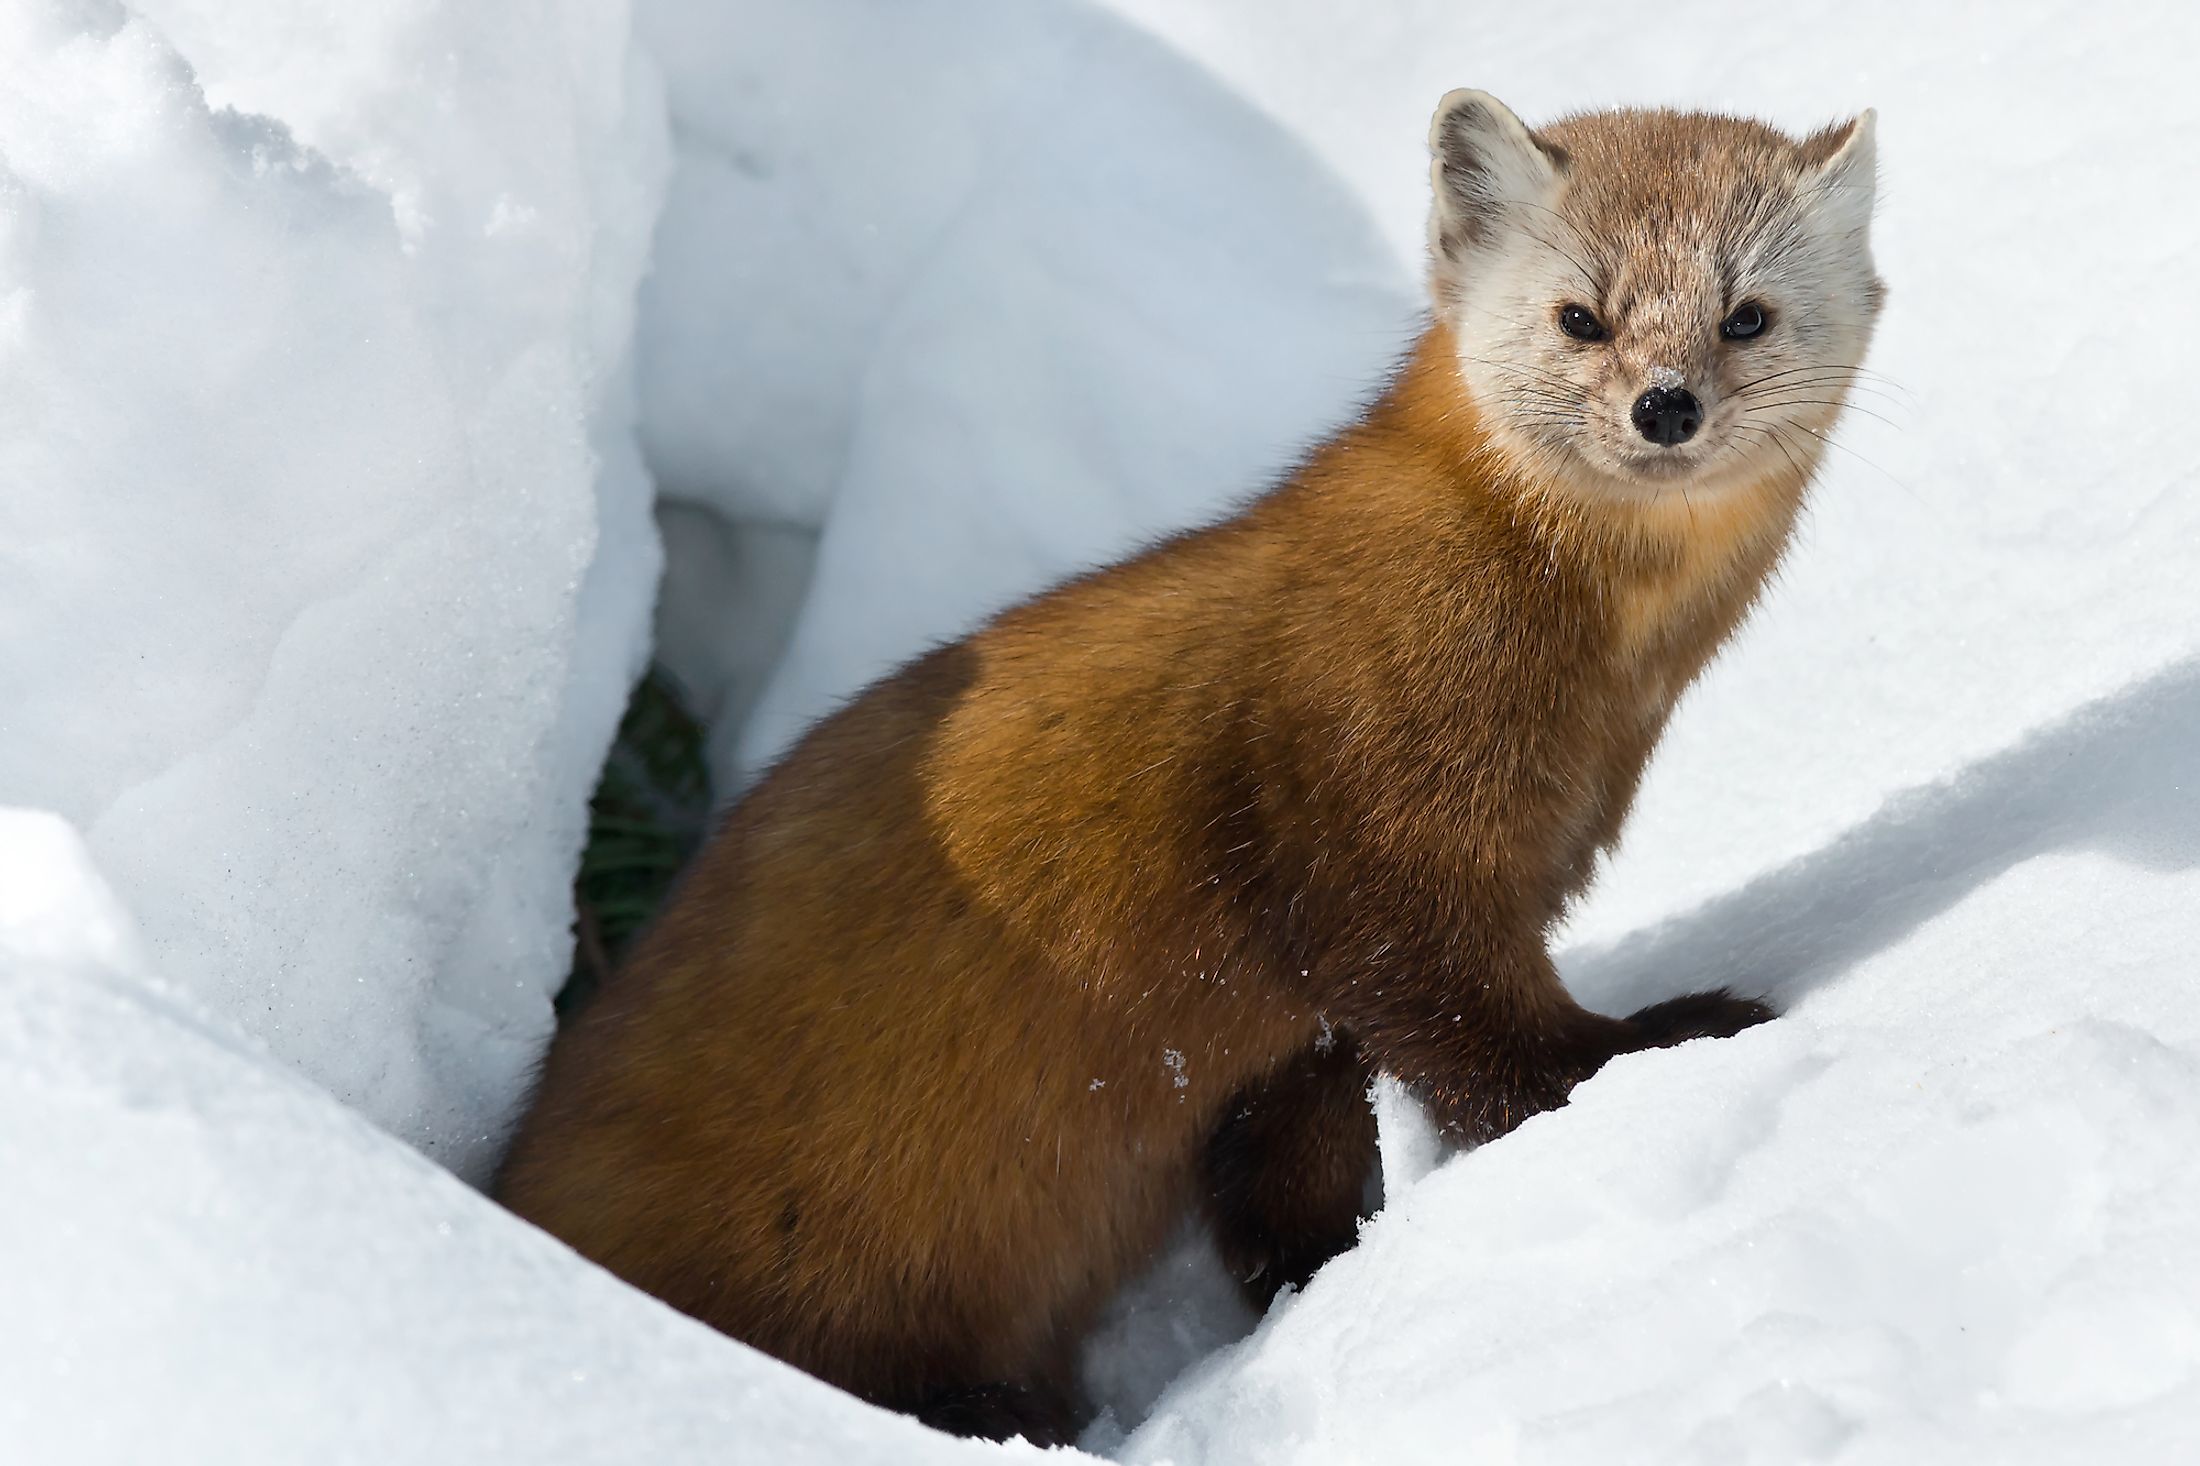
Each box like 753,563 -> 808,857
1428,91 -> 1884,501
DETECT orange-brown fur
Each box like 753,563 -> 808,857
499,101 -> 1878,1444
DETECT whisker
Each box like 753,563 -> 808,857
1766,420 -> 1919,501
1728,363 -> 1916,403
1731,422 -> 1810,482
1741,397 -> 1906,430
1732,376 -> 1909,409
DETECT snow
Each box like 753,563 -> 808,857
0,0 -> 665,1179
0,809 -> 1040,1466
8,0 -> 2200,1460
631,0 -> 1416,790
1124,718 -> 2200,1463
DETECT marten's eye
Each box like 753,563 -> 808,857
1721,302 -> 1768,340
1558,303 -> 1606,342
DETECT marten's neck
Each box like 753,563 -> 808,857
1366,320 -> 1810,666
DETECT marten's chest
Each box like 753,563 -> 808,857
1537,553 -> 1775,887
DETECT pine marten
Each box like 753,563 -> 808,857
498,91 -> 1884,1444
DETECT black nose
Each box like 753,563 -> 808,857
1631,386 -> 1703,446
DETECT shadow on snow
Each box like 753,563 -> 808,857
1564,655 -> 2200,1014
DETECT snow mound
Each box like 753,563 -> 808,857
0,808 -> 1057,1465
0,0 -> 666,1178
1126,713 -> 2200,1459
631,0 -> 1419,788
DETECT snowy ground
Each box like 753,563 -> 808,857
7,0 -> 2200,1460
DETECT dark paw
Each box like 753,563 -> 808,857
1625,989 -> 1777,1048
915,1381 -> 1081,1446
1218,1223 -> 1363,1311
1437,1068 -> 1585,1145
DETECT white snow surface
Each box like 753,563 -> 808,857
0,0 -> 666,1178
0,809 -> 1039,1466
631,0 -> 1417,789
9,0 -> 2200,1460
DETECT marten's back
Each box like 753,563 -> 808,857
497,522 -> 1324,1412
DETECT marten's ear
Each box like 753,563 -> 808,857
1428,90 -> 1565,259
1797,109 -> 1878,241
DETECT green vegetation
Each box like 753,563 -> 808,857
559,668 -> 713,1019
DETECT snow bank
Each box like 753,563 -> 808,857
0,809 -> 1053,1465
1122,671 -> 2200,1463
0,0 -> 666,1178
631,0 -> 1418,789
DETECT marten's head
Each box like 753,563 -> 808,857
1426,91 -> 1883,504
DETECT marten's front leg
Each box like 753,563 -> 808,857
1329,933 -> 1773,1143
1203,1034 -> 1379,1309
1625,988 -> 1779,1047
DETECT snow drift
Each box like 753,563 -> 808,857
0,0 -> 665,1178
1126,671 -> 2200,1463
0,808 -> 1043,1466
631,0 -> 1418,790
